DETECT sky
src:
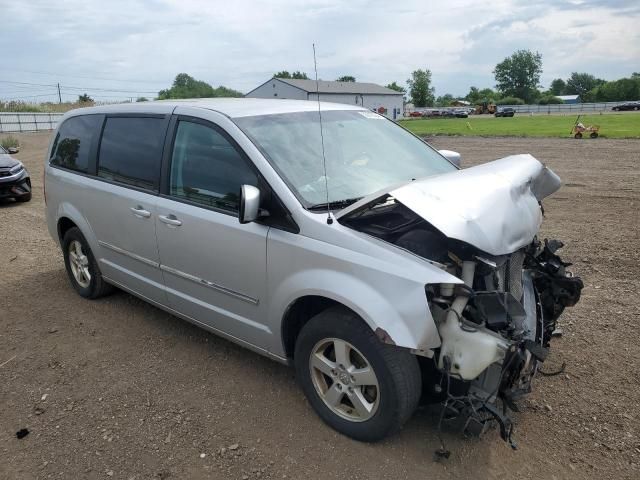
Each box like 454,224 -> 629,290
2,0 -> 639,102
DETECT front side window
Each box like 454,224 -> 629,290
97,117 -> 166,190
234,110 -> 457,208
50,115 -> 102,173
169,120 -> 258,212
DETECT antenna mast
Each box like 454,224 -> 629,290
313,43 -> 333,225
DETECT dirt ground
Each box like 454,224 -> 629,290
1,132 -> 638,480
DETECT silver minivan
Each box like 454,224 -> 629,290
45,99 -> 582,445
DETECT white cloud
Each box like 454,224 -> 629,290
1,0 -> 638,101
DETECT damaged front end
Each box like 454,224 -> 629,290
337,154 -> 583,448
425,238 -> 583,448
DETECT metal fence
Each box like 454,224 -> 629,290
0,112 -> 64,133
405,101 -> 636,116
498,101 -> 630,114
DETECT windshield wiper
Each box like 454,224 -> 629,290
308,197 -> 362,211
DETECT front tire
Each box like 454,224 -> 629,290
62,227 -> 114,299
294,306 -> 421,442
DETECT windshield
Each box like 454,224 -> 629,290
234,110 -> 456,208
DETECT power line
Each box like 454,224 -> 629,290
9,69 -> 170,85
2,91 -> 57,96
0,80 -> 58,87
0,88 -> 59,95
0,79 -> 159,94
1,93 -> 59,99
61,85 -> 158,94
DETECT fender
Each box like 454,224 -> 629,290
266,228 -> 462,356
55,201 -> 99,254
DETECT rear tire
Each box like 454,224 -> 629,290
62,227 -> 114,299
294,306 -> 421,442
574,132 -> 583,139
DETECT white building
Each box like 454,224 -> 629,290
556,95 -> 581,104
246,78 -> 405,120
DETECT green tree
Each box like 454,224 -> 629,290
591,76 -> 640,102
158,73 -> 242,99
465,86 -> 481,103
493,49 -> 543,103
385,81 -> 406,94
274,70 -> 308,80
78,93 -> 93,103
435,93 -> 455,106
479,88 -> 499,100
406,69 -> 435,107
136,97 -> 149,102
336,75 -> 356,82
467,87 -> 500,104
495,96 -> 525,105
565,72 -> 605,98
549,78 -> 566,96
212,86 -> 244,97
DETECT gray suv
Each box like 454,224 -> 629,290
45,99 -> 582,445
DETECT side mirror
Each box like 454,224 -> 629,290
438,149 -> 461,167
7,147 -> 19,154
239,184 -> 261,224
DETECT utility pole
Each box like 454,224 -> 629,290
57,83 -> 62,104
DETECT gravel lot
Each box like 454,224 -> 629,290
1,132 -> 638,479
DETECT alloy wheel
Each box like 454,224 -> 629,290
309,338 -> 380,422
68,240 -> 91,288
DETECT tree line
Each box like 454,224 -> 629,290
404,50 -> 640,107
118,60 -> 640,106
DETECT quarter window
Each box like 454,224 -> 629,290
49,115 -> 102,173
169,121 -> 258,212
97,117 -> 166,190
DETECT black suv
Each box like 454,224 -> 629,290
495,107 -> 515,117
0,145 -> 31,202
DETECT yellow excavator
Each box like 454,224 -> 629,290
475,101 -> 497,114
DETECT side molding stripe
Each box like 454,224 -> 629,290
98,241 -> 160,268
98,241 -> 259,305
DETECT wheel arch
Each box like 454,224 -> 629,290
57,216 -> 78,244
281,295 -> 352,359
54,202 -> 99,253
276,274 -> 435,360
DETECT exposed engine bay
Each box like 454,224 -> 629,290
340,194 -> 583,448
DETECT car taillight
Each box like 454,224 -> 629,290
43,165 -> 47,205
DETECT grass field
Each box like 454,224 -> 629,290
399,113 -> 640,139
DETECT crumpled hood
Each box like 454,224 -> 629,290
0,153 -> 19,169
337,154 -> 561,256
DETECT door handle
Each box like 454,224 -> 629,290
130,206 -> 151,218
158,214 -> 182,227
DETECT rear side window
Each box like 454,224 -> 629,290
97,117 -> 166,191
49,115 -> 102,173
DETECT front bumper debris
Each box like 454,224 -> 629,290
431,238 -> 582,452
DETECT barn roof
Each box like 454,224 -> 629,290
249,77 -> 404,96
557,95 -> 580,101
